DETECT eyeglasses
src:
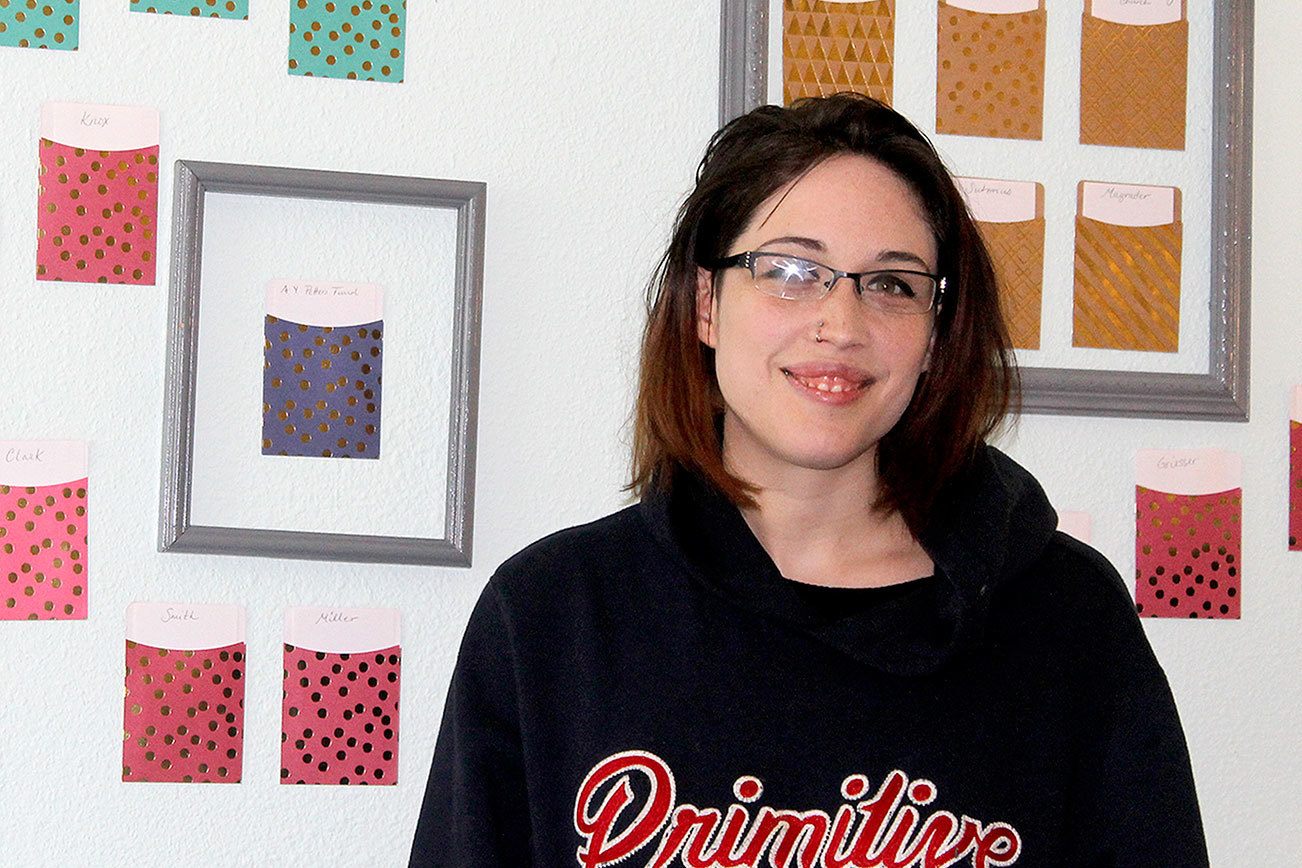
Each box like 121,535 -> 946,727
713,250 -> 944,315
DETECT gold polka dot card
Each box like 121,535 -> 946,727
288,0 -> 406,83
263,281 -> 384,460
936,0 -> 1046,140
129,0 -> 248,18
0,441 -> 88,621
36,102 -> 160,284
956,177 -> 1044,350
0,0 -> 78,50
122,603 -> 246,783
784,0 -> 894,105
1072,181 -> 1182,353
1135,449 -> 1241,620
1290,387 -> 1301,551
1080,0 -> 1188,150
281,606 -> 401,785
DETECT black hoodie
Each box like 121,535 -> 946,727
411,446 -> 1208,867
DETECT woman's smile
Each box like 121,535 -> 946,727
781,362 -> 875,404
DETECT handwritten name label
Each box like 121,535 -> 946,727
969,183 -> 1014,197
80,112 -> 109,127
276,282 -> 360,298
1103,186 -> 1151,203
315,611 -> 360,625
4,447 -> 44,463
161,607 -> 200,623
1157,456 -> 1197,470
1118,0 -> 1176,6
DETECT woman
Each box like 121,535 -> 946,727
410,94 -> 1207,867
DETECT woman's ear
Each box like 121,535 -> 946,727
696,267 -> 718,349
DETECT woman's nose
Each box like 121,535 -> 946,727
812,275 -> 866,346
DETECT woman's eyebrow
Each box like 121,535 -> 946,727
756,236 -> 826,251
873,249 -> 932,269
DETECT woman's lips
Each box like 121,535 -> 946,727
781,364 -> 874,403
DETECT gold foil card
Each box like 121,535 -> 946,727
1080,0 -> 1188,150
958,177 -> 1045,350
1072,181 -> 1182,352
784,0 -> 895,105
936,0 -> 1046,140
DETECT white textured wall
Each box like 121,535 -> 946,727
0,3 -> 715,865
0,3 -> 1293,866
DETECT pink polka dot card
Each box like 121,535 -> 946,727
123,603 -> 246,784
1135,448 -> 1242,620
36,102 -> 159,285
1290,387 -> 1302,551
281,606 -> 401,785
0,440 -> 88,620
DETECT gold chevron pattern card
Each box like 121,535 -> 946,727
1072,181 -> 1182,353
1080,0 -> 1188,150
957,176 -> 1044,350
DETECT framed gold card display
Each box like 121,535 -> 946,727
159,162 -> 486,565
719,1 -> 1251,421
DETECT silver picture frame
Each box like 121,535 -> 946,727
719,1 -> 1252,421
159,161 -> 485,565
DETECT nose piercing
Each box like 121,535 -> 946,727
815,320 -> 825,343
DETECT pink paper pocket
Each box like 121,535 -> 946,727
123,603 -> 246,783
36,102 -> 159,284
0,440 -> 88,620
282,606 -> 401,785
1135,449 -> 1241,620
1291,387 -> 1302,551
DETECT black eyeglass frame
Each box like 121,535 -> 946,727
713,250 -> 946,315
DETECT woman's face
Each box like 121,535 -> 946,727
697,153 -> 937,483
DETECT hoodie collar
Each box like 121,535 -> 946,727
638,445 -> 1057,677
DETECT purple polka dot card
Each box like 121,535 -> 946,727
281,606 -> 401,785
263,280 -> 383,460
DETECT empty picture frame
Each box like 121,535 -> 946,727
159,161 -> 485,565
719,0 -> 1252,421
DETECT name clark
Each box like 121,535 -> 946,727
4,447 -> 44,463
574,751 -> 1021,868
315,611 -> 360,625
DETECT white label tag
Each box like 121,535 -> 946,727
284,606 -> 401,654
945,0 -> 1041,14
1088,0 -> 1183,26
1080,181 -> 1176,227
0,440 -> 87,487
40,102 -> 160,151
126,602 -> 246,651
1135,449 -> 1241,496
266,280 -> 384,327
957,177 -> 1039,223
1056,510 -> 1093,544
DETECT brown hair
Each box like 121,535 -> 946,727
630,93 -> 1017,535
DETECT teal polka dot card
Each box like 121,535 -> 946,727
0,0 -> 79,50
129,0 -> 249,19
288,0 -> 406,83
